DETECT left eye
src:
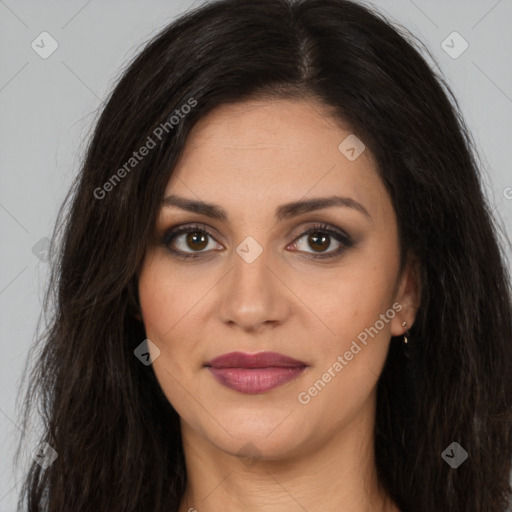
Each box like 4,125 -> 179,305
288,224 -> 353,259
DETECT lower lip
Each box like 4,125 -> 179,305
207,366 -> 306,394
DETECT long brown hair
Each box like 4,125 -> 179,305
16,0 -> 512,510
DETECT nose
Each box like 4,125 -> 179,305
217,247 -> 292,332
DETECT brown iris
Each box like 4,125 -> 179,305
308,232 -> 330,252
186,231 -> 208,251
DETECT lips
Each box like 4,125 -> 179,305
206,351 -> 307,369
205,351 -> 307,394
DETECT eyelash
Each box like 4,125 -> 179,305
160,223 -> 354,261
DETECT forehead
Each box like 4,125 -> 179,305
180,97 -> 354,161
163,98 -> 390,223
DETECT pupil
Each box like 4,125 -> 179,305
187,232 -> 208,250
309,233 -> 329,252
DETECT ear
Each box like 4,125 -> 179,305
390,252 -> 422,337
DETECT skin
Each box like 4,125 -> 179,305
138,97 -> 421,512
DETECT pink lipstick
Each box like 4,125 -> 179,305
205,351 -> 307,394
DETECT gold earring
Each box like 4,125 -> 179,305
401,321 -> 409,344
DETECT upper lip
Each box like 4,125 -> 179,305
205,351 -> 307,369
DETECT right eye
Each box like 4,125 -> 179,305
160,224 -> 224,259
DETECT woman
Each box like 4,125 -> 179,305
16,0 -> 512,510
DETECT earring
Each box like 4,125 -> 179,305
401,321 -> 409,344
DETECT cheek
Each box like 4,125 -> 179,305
294,243 -> 400,402
138,251 -> 223,398
296,279 -> 397,427
138,251 -> 203,340
319,283 -> 394,382
298,253 -> 399,351
138,254 -> 196,367
137,255 -> 198,413
138,261 -> 174,340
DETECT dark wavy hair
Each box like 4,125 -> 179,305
15,0 -> 512,510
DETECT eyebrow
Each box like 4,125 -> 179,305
161,194 -> 371,221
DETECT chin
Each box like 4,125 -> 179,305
186,407 -> 315,462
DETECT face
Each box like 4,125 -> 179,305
138,98 -> 419,462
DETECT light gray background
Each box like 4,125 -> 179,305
1,0 -> 511,510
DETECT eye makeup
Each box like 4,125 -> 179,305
159,221 -> 356,261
